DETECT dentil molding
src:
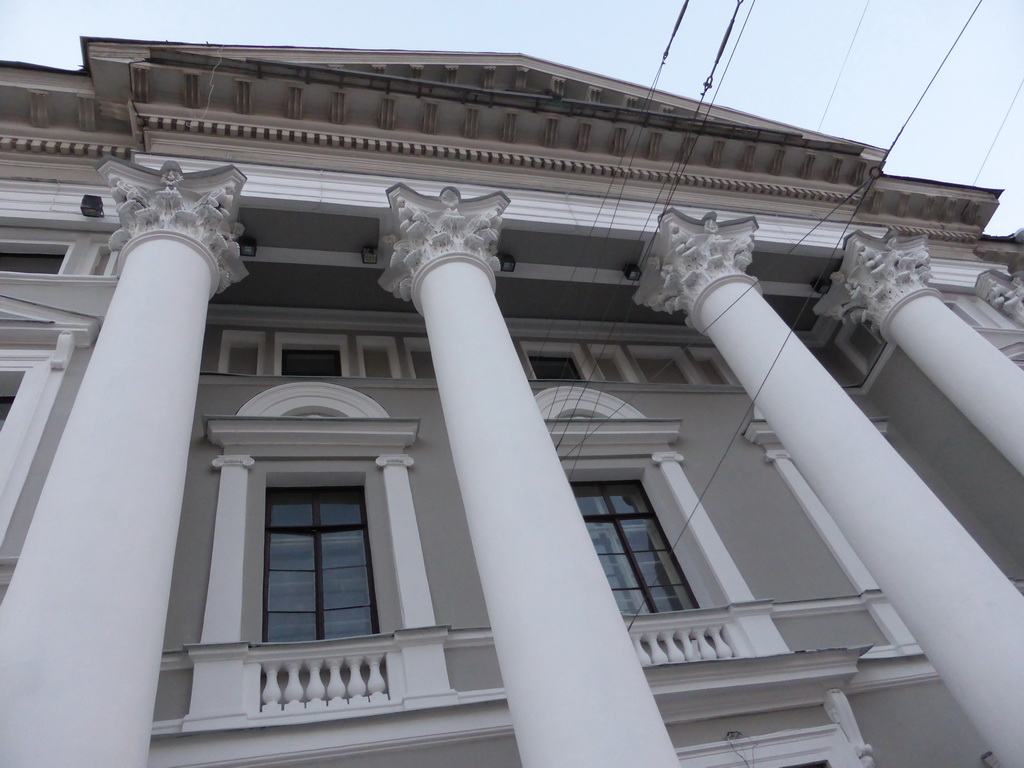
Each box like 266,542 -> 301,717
95,157 -> 248,293
379,184 -> 510,302
817,230 -> 936,333
634,210 -> 758,319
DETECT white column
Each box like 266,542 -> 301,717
0,160 -> 246,768
379,185 -> 680,768
635,210 -> 1024,767
821,232 -> 1024,477
376,454 -> 436,628
200,455 -> 255,643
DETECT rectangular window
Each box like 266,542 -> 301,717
573,482 -> 697,615
281,349 -> 342,377
264,487 -> 377,642
0,395 -> 13,432
529,355 -> 581,381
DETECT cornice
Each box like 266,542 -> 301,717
204,416 -> 419,457
0,134 -> 133,160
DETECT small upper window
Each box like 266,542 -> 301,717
264,487 -> 376,642
0,252 -> 63,275
573,482 -> 697,615
529,355 -> 581,381
281,349 -> 342,377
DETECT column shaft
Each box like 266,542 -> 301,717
0,236 -> 215,767
417,258 -> 680,768
696,277 -> 1024,765
887,292 -> 1024,475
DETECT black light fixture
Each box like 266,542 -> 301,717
80,194 -> 104,218
623,263 -> 641,281
498,254 -> 516,272
361,246 -> 378,265
237,235 -> 258,258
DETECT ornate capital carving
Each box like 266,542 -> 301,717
824,688 -> 874,767
378,184 -> 510,303
634,211 -> 758,322
376,454 -> 414,468
976,270 -> 1024,326
96,158 -> 248,294
816,230 -> 935,333
212,455 -> 255,470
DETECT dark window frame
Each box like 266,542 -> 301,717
528,354 -> 581,381
263,487 -> 378,642
573,481 -> 698,615
280,348 -> 342,377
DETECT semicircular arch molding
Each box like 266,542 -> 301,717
534,386 -> 645,420
236,382 -> 390,418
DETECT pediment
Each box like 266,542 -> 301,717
0,294 -> 99,346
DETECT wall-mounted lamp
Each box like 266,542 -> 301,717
622,263 -> 641,281
237,235 -> 258,258
361,247 -> 378,265
498,254 -> 516,273
80,195 -> 104,218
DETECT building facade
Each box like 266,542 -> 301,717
0,38 -> 1023,767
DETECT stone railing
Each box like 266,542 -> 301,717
628,601 -> 789,667
175,626 -> 457,732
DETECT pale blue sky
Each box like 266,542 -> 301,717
2,0 -> 1022,234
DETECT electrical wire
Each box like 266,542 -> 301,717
818,0 -> 871,132
973,70 -> 1024,186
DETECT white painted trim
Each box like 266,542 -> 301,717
674,724 -> 864,768
355,335 -> 401,379
587,343 -> 640,383
218,330 -> 268,375
237,381 -> 389,418
401,336 -> 434,379
534,385 -> 645,419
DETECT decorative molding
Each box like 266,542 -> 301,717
96,158 -> 248,293
236,381 -> 390,418
824,688 -> 874,767
651,451 -> 685,465
635,210 -> 758,318
211,455 -> 255,470
976,270 -> 1024,326
376,454 -> 414,468
0,135 -> 134,159
379,184 -> 510,302
534,385 -> 646,420
816,230 -> 937,334
205,416 -> 419,457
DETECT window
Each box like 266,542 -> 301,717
529,355 -> 581,380
264,487 -> 377,642
573,482 -> 697,615
281,349 -> 342,377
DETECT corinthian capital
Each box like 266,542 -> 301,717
96,158 -> 248,293
634,210 -> 758,319
378,184 -> 510,303
976,270 -> 1024,326
816,230 -> 934,334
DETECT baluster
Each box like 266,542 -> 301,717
680,630 -> 698,661
306,660 -> 327,710
326,659 -> 347,705
283,662 -> 306,711
366,655 -> 387,701
346,656 -> 368,704
643,632 -> 669,665
661,630 -> 685,663
709,625 -> 733,659
632,634 -> 652,666
261,663 -> 283,711
696,629 -> 718,660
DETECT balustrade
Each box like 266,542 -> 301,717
259,653 -> 387,713
631,621 -> 736,667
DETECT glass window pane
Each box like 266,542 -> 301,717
267,570 -> 316,612
324,607 -> 373,639
606,485 -> 648,515
634,550 -> 684,587
321,530 -> 366,568
612,589 -> 649,616
281,349 -> 341,377
586,521 -> 624,554
529,355 -> 581,380
650,585 -> 695,613
268,533 -> 315,570
323,566 -> 370,609
574,487 -> 610,516
599,554 -> 639,589
620,518 -> 665,551
319,491 -> 363,526
266,612 -> 317,643
269,491 -> 313,527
